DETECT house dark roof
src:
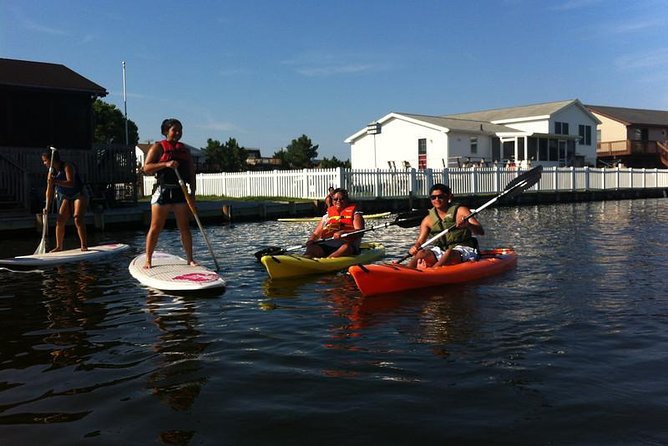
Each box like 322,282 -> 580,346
398,113 -> 517,134
585,104 -> 668,126
445,99 -> 580,122
0,58 -> 107,96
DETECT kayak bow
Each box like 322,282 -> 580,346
261,242 -> 385,279
348,248 -> 517,296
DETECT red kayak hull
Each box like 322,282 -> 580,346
348,248 -> 518,296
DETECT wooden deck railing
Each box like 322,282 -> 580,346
597,140 -> 662,156
0,153 -> 30,211
0,145 -> 137,212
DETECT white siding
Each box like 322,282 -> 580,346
351,116 -> 447,169
502,118 -> 550,134
551,105 -> 598,165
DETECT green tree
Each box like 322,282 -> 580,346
202,137 -> 248,172
319,156 -> 350,168
272,148 -> 288,170
92,99 -> 139,145
282,134 -> 319,169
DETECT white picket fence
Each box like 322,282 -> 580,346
142,166 -> 668,199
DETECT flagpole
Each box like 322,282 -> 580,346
122,61 -> 128,145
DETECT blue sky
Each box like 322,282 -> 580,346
2,0 -> 667,160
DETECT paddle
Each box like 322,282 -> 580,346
397,165 -> 543,263
254,209 -> 428,261
34,146 -> 57,255
174,168 -> 220,271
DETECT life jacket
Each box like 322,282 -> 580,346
156,139 -> 191,185
54,162 -> 84,199
321,204 -> 358,238
428,204 -> 478,250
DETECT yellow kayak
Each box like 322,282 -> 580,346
260,242 -> 385,279
277,212 -> 391,222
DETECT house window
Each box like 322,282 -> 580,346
470,137 -> 478,154
555,122 -> 569,135
578,125 -> 592,145
528,137 -> 538,161
418,138 -> 427,154
632,128 -> 649,141
417,138 -> 427,169
549,139 -> 558,161
539,138 -> 548,161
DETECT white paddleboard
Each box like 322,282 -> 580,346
0,243 -> 130,267
128,251 -> 226,292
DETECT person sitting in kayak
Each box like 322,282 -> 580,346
304,188 -> 365,258
406,183 -> 484,269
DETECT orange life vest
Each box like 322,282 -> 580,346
321,204 -> 357,238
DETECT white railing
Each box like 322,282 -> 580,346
142,166 -> 668,199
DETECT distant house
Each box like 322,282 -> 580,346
346,99 -> 600,170
585,104 -> 668,168
245,148 -> 282,170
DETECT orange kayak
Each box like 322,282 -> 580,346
348,248 -> 517,296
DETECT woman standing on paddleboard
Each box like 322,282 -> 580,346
41,150 -> 88,252
142,118 -> 197,269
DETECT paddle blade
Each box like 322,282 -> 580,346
394,209 -> 428,228
503,165 -> 543,200
33,213 -> 48,255
33,239 -> 47,256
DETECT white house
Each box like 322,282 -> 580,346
346,99 -> 601,169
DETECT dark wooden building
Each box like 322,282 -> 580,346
0,58 -> 107,149
0,58 -> 137,214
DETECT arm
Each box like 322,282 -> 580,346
408,217 -> 432,255
306,218 -> 326,245
53,163 -> 77,189
332,212 -> 365,240
44,173 -> 56,213
457,206 -> 484,235
143,143 -> 176,175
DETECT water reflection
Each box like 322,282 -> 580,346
144,291 -> 210,413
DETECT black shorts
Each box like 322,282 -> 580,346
319,241 -> 361,256
151,185 -> 185,205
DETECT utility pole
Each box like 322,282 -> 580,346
122,61 -> 129,145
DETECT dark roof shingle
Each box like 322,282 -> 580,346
0,58 -> 107,96
585,104 -> 668,126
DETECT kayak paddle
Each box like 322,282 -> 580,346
34,146 -> 57,255
174,168 -> 220,271
397,165 -> 543,263
254,209 -> 428,261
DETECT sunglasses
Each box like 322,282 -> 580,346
429,194 -> 446,200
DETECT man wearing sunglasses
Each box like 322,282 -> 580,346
304,188 -> 365,258
406,183 -> 484,269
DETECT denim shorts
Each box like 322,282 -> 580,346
151,185 -> 186,205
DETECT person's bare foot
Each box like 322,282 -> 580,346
143,261 -> 152,269
81,246 -> 88,252
188,259 -> 199,266
49,247 -> 63,253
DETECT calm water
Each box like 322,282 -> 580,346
1,198 -> 667,445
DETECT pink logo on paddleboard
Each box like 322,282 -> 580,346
173,272 -> 220,282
